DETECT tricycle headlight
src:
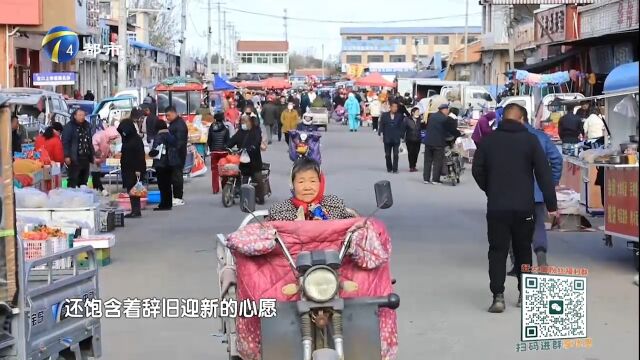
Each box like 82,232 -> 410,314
302,266 -> 338,303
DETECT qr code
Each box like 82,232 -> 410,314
521,274 -> 587,341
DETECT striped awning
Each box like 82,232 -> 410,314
481,0 -> 594,4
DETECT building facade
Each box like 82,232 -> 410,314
236,40 -> 289,78
339,27 -> 482,70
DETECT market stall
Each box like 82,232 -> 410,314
600,62 -> 639,247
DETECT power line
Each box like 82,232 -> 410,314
221,7 -> 481,24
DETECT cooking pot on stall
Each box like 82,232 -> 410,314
629,135 -> 639,143
620,143 -> 639,153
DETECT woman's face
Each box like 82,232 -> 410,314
293,169 -> 320,203
241,117 -> 253,130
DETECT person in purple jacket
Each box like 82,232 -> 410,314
471,111 -> 497,146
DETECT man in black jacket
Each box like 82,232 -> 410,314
141,105 -> 159,144
423,103 -> 460,184
208,112 -> 230,194
166,106 -> 188,205
472,103 -> 558,313
378,101 -> 405,173
62,109 -> 94,188
260,98 -> 279,144
557,111 -> 583,144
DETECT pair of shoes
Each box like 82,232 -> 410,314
517,292 -> 522,308
488,293 -> 506,313
153,207 -> 172,211
432,181 -> 442,185
124,213 -> 141,218
536,250 -> 548,267
101,189 -> 110,197
507,267 -> 517,277
172,198 -> 185,206
387,170 -> 392,173
424,180 -> 432,184
409,168 -> 417,172
268,141 -> 272,145
392,170 -> 399,174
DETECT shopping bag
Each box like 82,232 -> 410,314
129,177 -> 148,198
239,149 -> 251,163
398,142 -> 407,155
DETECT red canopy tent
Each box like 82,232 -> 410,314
233,81 -> 263,89
354,72 -> 395,88
260,77 -> 292,89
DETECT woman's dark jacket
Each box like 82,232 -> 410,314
227,128 -> 263,175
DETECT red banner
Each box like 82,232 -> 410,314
605,168 -> 639,239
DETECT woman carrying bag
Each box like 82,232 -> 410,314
117,119 -> 147,218
226,114 -> 266,204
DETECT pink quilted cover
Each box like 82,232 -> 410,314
227,218 -> 398,360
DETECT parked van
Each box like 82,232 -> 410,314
0,88 -> 71,139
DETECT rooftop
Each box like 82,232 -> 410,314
340,26 -> 482,35
237,41 -> 289,52
449,41 -> 483,65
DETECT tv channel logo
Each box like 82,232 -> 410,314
41,26 -> 79,64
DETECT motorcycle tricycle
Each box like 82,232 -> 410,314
220,149 -> 271,208
215,181 -> 399,360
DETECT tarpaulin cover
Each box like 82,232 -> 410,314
603,62 -> 639,94
355,72 -> 396,88
227,218 -> 398,360
210,74 -> 236,91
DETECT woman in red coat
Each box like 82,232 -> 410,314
34,122 -> 65,163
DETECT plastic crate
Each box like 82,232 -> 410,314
99,209 -> 116,232
148,190 -> 161,204
24,237 -> 71,269
114,209 -> 125,227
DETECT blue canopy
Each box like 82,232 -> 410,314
210,74 -> 236,91
603,61 -> 639,94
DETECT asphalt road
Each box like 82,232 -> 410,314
100,123 -> 639,360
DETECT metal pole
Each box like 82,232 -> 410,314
180,0 -> 187,76
321,44 -> 325,78
508,5 -> 515,70
283,9 -> 288,42
217,1 -> 222,75
464,0 -> 469,63
207,0 -> 211,77
228,24 -> 234,76
117,0 -> 128,90
223,11 -> 227,77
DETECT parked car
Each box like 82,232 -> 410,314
0,88 -> 71,139
303,107 -> 329,131
91,95 -> 139,128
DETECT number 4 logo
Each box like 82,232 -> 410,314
66,44 -> 74,55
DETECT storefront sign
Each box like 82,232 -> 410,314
535,5 -> 579,45
580,0 -> 639,39
368,62 -> 416,73
515,22 -> 535,50
341,40 -> 397,52
605,168 -> 639,240
32,72 -> 77,86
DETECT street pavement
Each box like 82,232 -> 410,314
100,123 -> 639,359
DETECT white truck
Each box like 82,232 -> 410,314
497,92 -> 585,127
397,78 -> 496,112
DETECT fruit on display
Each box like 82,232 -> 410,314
22,225 -> 64,240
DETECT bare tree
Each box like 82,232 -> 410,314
132,0 -> 179,52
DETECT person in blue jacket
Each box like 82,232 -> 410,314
521,119 -> 563,267
344,93 -> 361,132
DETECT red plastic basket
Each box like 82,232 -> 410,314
219,163 -> 240,177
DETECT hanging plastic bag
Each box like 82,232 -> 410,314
613,94 -> 638,119
129,177 -> 148,198
398,142 -> 407,155
239,149 -> 251,164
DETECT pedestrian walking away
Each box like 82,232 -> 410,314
276,95 -> 287,141
117,119 -> 147,218
149,121 -> 177,211
165,106 -> 188,206
378,101 -> 405,173
260,96 -> 280,144
62,109 -> 94,188
471,103 -> 558,313
422,103 -> 460,184
141,105 -> 159,144
345,93 -> 361,132
404,107 -> 422,172
208,112 -> 230,194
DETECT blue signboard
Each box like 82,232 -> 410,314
32,72 -> 77,86
341,39 -> 398,52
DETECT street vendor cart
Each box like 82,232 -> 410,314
155,77 -> 207,122
599,62 -> 639,268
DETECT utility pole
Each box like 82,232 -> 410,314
507,5 -> 515,70
321,44 -> 325,78
223,11 -> 227,77
283,9 -> 288,42
117,0 -> 128,90
227,24 -> 234,76
207,0 -> 212,78
464,0 -> 469,63
217,1 -> 222,76
180,0 -> 187,76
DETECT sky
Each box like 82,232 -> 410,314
181,0 -> 483,60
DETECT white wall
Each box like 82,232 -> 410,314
237,63 -> 288,74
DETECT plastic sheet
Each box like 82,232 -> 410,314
15,187 -> 48,208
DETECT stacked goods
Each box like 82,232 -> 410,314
556,188 -> 581,215
22,225 -> 70,269
219,154 -> 241,176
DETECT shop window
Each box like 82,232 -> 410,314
346,55 -> 362,64
389,55 -> 405,62
368,36 -> 384,40
414,37 -> 429,45
368,55 -> 384,63
346,36 -> 362,40
434,36 -> 450,45
256,55 -> 269,64
241,54 -> 253,63
390,36 -> 406,45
